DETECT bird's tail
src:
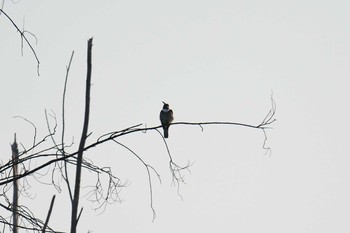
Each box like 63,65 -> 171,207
163,127 -> 169,138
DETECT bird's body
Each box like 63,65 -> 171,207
160,102 -> 173,138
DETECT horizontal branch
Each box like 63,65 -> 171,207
0,121 -> 268,185
173,121 -> 272,129
0,96 -> 276,186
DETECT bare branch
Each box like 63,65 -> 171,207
12,116 -> 37,148
155,128 -> 192,199
42,195 -> 55,233
113,139 -> 161,221
0,9 -> 40,75
62,51 -> 75,202
62,51 -> 75,149
0,95 -> 276,186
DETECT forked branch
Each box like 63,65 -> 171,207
0,9 -> 40,75
0,95 -> 276,187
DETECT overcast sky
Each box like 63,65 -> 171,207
1,0 -> 350,232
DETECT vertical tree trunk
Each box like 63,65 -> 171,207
11,134 -> 19,233
70,38 -> 93,233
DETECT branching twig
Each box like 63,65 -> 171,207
155,128 -> 192,199
0,9 -> 40,75
12,116 -> 37,148
0,95 -> 276,187
112,139 -> 161,221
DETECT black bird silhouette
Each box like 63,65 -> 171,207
159,102 -> 174,138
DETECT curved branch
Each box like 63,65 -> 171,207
0,9 -> 40,75
0,96 -> 276,189
62,51 -> 75,202
112,139 -> 161,221
12,116 -> 37,148
155,128 -> 193,199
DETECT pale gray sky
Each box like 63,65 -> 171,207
1,0 -> 350,232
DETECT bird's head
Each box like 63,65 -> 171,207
162,101 -> 169,109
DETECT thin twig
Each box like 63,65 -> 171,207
113,139 -> 161,221
0,9 -> 40,75
12,116 -> 37,148
62,51 -> 75,202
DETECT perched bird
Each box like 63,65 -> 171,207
159,102 -> 174,138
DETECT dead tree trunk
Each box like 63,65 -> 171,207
70,38 -> 93,233
11,134 -> 19,233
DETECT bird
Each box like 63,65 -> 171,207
159,101 -> 174,138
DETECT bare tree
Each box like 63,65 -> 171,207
1,7 -> 276,232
